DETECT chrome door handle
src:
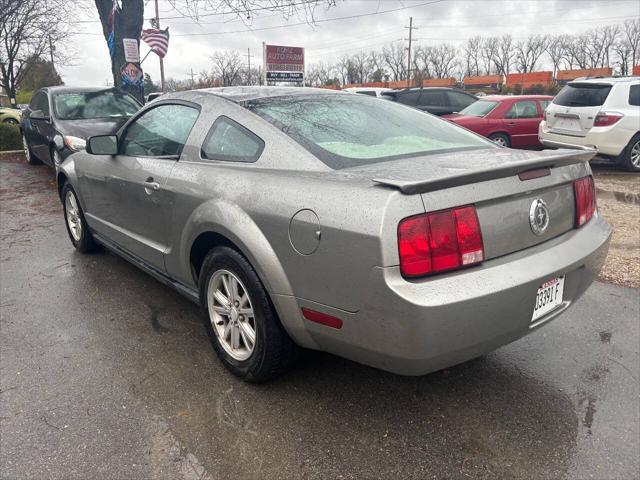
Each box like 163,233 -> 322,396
144,181 -> 160,191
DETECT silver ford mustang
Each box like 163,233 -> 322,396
56,87 -> 611,382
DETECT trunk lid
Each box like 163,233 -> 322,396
346,147 -> 594,261
545,82 -> 612,137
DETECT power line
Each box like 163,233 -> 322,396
168,0 -> 445,36
68,0 -> 332,24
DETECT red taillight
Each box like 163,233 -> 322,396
574,176 -> 596,227
398,205 -> 484,278
453,206 -> 484,266
594,111 -> 623,127
397,214 -> 431,277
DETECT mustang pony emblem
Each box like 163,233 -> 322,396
529,198 -> 550,235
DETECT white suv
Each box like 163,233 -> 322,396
539,77 -> 640,171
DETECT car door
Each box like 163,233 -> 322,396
446,91 -> 477,114
502,100 -> 542,148
418,90 -> 450,115
79,102 -> 200,270
396,90 -> 422,109
24,91 -> 51,160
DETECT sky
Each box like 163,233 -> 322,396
60,0 -> 640,86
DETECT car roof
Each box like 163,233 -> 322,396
481,95 -> 553,101
390,87 -> 464,92
569,76 -> 639,84
343,87 -> 392,92
41,86 -> 121,95
184,86 -> 346,103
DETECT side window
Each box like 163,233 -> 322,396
420,90 -> 448,107
122,104 -> 199,157
201,116 -> 264,163
505,101 -> 538,119
629,85 -> 640,107
539,100 -> 551,111
447,91 -> 475,109
30,92 -> 49,115
397,91 -> 421,106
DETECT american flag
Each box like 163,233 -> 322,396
141,28 -> 170,58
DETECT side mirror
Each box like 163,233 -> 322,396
30,109 -> 49,121
87,135 -> 118,155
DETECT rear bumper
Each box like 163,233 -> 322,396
539,121 -> 632,157
298,215 -> 611,375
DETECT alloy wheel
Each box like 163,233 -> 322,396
207,269 -> 256,361
65,191 -> 82,242
631,140 -> 640,169
492,136 -> 507,147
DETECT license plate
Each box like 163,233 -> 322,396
532,276 -> 565,322
555,118 -> 581,131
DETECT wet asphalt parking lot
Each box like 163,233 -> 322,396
0,156 -> 639,479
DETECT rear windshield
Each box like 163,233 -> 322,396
53,91 -> 141,120
246,94 -> 493,169
553,83 -> 612,107
459,100 -> 499,117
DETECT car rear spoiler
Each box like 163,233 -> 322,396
373,148 -> 596,195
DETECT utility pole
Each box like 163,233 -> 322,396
48,34 -> 55,69
404,17 -> 417,88
153,0 -> 166,92
189,68 -> 196,89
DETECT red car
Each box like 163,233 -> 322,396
445,95 -> 553,149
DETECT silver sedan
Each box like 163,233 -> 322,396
56,87 -> 611,382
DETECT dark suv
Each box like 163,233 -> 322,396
382,88 -> 477,116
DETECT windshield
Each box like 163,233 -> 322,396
53,91 -> 141,120
553,83 -> 612,107
459,100 -> 499,117
246,94 -> 494,169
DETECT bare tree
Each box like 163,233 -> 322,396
486,35 -> 515,77
515,34 -> 549,73
613,39 -> 633,75
0,0 -> 70,106
545,35 -> 568,75
94,0 -> 337,101
95,0 -> 144,102
351,51 -> 371,84
336,55 -> 353,85
367,51 -> 386,81
382,42 -> 406,82
413,45 -> 433,82
429,44 -> 458,78
622,19 -> 640,69
462,36 -> 482,77
211,50 -> 243,86
197,70 -> 218,88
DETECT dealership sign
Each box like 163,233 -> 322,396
263,44 -> 304,83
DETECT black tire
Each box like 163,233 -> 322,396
199,246 -> 299,382
621,133 -> 640,172
50,144 -> 62,167
61,183 -> 99,253
22,133 -> 41,165
489,133 -> 511,148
